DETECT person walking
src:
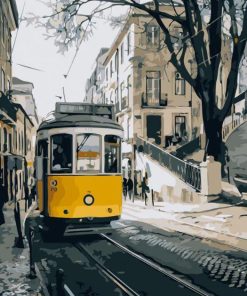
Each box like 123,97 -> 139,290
127,177 -> 133,201
123,178 -> 127,200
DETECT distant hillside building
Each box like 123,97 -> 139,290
84,48 -> 109,104
12,77 -> 39,127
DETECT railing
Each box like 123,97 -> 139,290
222,114 -> 247,142
141,95 -> 167,108
136,136 -> 201,191
176,137 -> 200,159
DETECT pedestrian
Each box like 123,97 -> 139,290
127,177 -> 133,201
123,178 -> 127,200
143,178 -> 150,206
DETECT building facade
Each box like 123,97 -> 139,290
84,5 -> 238,199
0,0 -> 18,204
99,7 -> 202,180
84,48 -> 109,104
12,78 -> 39,196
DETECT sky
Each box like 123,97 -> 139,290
12,0 -> 123,118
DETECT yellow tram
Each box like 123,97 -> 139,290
35,103 -> 123,233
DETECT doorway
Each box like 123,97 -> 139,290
146,115 -> 161,144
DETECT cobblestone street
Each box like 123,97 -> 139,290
0,203 -> 40,296
112,222 -> 247,295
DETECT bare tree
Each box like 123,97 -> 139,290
30,0 -> 247,162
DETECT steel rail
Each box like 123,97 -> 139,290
74,243 -> 141,296
100,233 -> 213,296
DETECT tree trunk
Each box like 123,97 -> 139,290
204,119 -> 223,162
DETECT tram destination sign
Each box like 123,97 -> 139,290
55,102 -> 114,119
57,103 -> 93,114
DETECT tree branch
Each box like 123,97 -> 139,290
220,5 -> 247,121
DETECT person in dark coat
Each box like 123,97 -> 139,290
127,177 -> 133,200
123,178 -> 127,200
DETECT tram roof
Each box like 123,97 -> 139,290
37,114 -> 123,132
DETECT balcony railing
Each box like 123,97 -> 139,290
141,95 -> 167,108
136,136 -> 201,191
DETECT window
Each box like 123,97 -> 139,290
104,135 -> 121,173
120,43 -> 124,64
36,139 -> 48,157
175,72 -> 185,95
146,71 -> 161,105
175,116 -> 186,137
3,128 -> 7,152
9,133 -> 12,153
21,131 -> 24,154
106,68 -> 108,81
115,87 -> 119,103
51,134 -> 72,173
120,82 -> 124,100
115,51 -> 119,72
7,29 -> 11,58
76,134 -> 101,173
127,118 -> 130,140
110,61 -> 113,77
1,68 -> 5,92
127,32 -> 131,55
127,75 -> 131,106
146,25 -> 160,47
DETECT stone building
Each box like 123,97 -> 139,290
0,0 -> 18,203
99,6 -> 202,180
84,48 -> 109,104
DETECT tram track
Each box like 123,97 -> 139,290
73,233 -> 213,296
75,242 -> 140,296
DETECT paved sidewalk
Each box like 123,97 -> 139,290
122,182 -> 247,251
0,201 -> 40,296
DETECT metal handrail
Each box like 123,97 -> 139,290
136,136 -> 201,191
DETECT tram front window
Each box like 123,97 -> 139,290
76,134 -> 101,172
104,135 -> 121,173
51,134 -> 72,173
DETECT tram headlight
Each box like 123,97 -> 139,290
83,194 -> 94,206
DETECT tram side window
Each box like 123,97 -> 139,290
104,135 -> 121,173
76,134 -> 101,172
51,134 -> 72,173
36,139 -> 48,157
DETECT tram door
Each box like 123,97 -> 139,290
36,139 -> 48,214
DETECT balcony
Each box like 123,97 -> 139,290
141,94 -> 167,108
